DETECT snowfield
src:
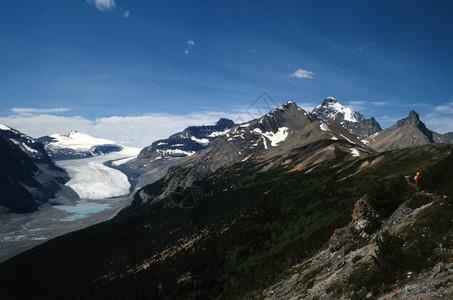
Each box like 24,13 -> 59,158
56,149 -> 140,199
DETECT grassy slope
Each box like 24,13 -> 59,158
0,144 -> 451,299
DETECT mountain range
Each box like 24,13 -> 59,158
1,97 -> 453,299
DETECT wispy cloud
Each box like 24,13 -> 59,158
434,102 -> 453,114
346,100 -> 389,112
289,68 -> 314,79
356,42 -> 376,52
123,10 -> 130,18
86,0 -> 116,11
184,40 -> 196,55
11,107 -> 70,115
418,102 -> 453,133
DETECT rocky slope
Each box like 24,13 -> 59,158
365,110 -> 453,151
0,124 -> 78,213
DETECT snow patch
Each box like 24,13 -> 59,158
350,148 -> 360,157
0,124 -> 11,130
340,134 -> 355,144
21,143 -> 38,154
158,149 -> 195,156
208,129 -> 230,137
329,102 -> 359,122
111,156 -> 136,166
253,127 -> 289,147
319,122 -> 331,132
190,136 -> 210,146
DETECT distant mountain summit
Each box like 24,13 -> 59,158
39,131 -> 126,160
311,97 -> 381,140
138,118 -> 235,160
0,124 -> 77,213
365,110 -> 453,151
312,97 -> 363,123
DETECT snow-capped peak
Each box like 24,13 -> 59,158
312,97 -> 364,123
49,131 -> 120,150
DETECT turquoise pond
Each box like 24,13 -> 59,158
54,203 -> 110,220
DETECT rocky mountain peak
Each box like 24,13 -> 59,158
322,96 -> 338,105
365,110 -> 437,151
257,101 -> 312,134
311,97 -> 380,140
408,109 -> 419,118
312,97 -> 364,124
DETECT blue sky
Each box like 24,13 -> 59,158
1,0 -> 453,147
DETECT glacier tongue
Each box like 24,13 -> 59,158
56,151 -> 136,199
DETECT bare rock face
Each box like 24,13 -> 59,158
329,197 -> 380,253
351,197 -> 381,236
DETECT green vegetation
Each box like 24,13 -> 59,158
366,176 -> 412,218
407,194 -> 431,209
419,150 -> 453,195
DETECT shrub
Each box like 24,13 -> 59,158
366,176 -> 411,218
407,194 -> 430,209
419,151 -> 453,194
372,231 -> 405,278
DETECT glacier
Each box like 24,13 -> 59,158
56,149 -> 139,199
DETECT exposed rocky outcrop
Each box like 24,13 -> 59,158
329,197 -> 381,253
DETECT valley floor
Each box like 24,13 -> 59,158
0,151 -> 138,263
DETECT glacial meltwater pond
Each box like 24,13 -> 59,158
54,201 -> 110,221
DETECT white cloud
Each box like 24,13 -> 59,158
289,68 -> 314,79
11,107 -> 70,115
184,40 -> 196,55
0,110 -> 252,148
86,0 -> 116,11
346,100 -> 390,113
434,102 -> 453,114
422,102 -> 453,133
123,10 -> 130,18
